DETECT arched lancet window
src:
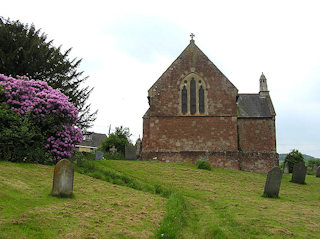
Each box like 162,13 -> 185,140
180,73 -> 208,115
199,85 -> 204,113
182,86 -> 187,113
190,78 -> 196,114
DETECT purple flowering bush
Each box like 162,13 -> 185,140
0,74 -> 82,163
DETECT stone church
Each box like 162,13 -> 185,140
141,37 -> 278,173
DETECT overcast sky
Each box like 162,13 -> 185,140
3,0 -> 320,157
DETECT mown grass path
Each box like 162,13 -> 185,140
98,160 -> 320,239
0,161 -> 166,239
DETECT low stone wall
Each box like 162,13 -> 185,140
141,150 -> 278,173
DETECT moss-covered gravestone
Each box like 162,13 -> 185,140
263,167 -> 282,198
283,162 -> 289,174
52,159 -> 74,197
291,161 -> 306,184
316,166 -> 320,178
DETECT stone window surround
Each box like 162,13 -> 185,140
179,72 -> 208,116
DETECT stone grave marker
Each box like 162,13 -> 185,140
135,138 -> 142,159
125,145 -> 137,160
291,161 -> 306,184
313,165 -> 318,174
95,151 -> 104,160
316,166 -> 320,178
52,159 -> 74,197
109,146 -> 117,154
263,167 -> 282,198
283,162 -> 289,174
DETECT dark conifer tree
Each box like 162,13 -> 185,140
0,17 -> 96,130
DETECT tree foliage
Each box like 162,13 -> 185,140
284,149 -> 305,173
100,126 -> 132,155
0,74 -> 82,162
0,17 -> 96,130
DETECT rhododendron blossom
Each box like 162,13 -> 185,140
0,74 -> 82,161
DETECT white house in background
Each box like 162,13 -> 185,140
75,132 -> 107,152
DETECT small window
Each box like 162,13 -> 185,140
182,86 -> 187,113
190,78 -> 196,114
199,86 -> 204,113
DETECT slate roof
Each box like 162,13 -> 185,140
237,94 -> 275,118
77,132 -> 107,148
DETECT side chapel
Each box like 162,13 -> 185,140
141,36 -> 278,173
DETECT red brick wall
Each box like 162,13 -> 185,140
238,118 -> 276,152
143,116 -> 238,152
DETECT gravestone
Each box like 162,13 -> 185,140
263,167 -> 282,198
125,145 -> 137,160
95,151 -> 103,160
316,166 -> 320,178
313,165 -> 318,174
136,138 -> 142,159
283,162 -> 289,174
291,161 -> 306,184
52,159 -> 74,197
109,146 -> 117,154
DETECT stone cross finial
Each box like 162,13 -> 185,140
109,146 -> 117,153
190,33 -> 195,40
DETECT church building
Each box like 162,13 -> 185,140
141,36 -> 278,173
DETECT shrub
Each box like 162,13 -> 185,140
0,74 -> 82,162
99,126 -> 131,155
196,160 -> 212,171
284,149 -> 305,173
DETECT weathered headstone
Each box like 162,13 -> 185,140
313,165 -> 318,174
95,151 -> 103,160
263,167 -> 282,198
52,159 -> 74,197
125,145 -> 137,160
316,166 -> 320,178
109,146 -> 117,154
283,162 -> 289,174
291,161 -> 306,184
136,138 -> 142,159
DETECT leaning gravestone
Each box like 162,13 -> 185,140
125,145 -> 137,160
291,161 -> 307,184
263,167 -> 282,198
283,162 -> 289,174
316,166 -> 320,178
52,159 -> 74,197
95,151 -> 104,160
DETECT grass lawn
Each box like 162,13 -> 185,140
1,159 -> 320,238
97,160 -> 320,239
0,161 -> 166,239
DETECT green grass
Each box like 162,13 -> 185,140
1,159 -> 320,238
95,160 -> 320,238
0,161 -> 166,238
156,192 -> 187,239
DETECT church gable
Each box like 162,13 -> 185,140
147,39 -> 238,117
141,37 -> 278,174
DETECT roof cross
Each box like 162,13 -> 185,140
190,33 -> 195,40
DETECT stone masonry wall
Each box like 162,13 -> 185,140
148,42 -> 238,117
141,150 -> 278,173
142,116 -> 238,152
238,118 -> 276,152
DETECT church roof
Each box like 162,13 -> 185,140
237,94 -> 274,118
